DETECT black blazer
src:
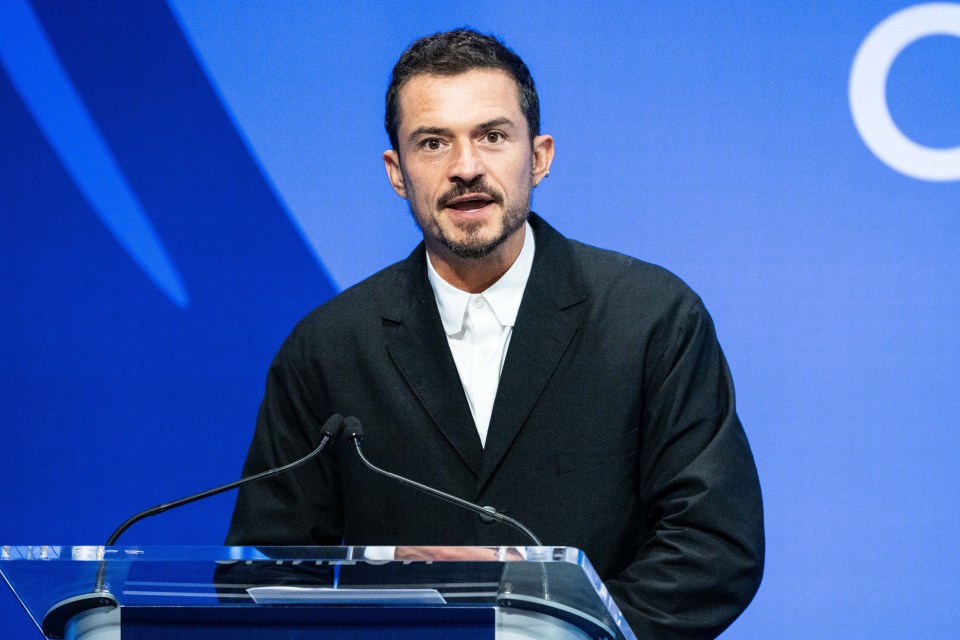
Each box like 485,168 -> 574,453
226,214 -> 764,639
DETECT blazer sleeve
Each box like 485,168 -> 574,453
606,298 -> 764,640
223,338 -> 344,547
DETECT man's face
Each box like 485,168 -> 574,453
384,69 -> 553,262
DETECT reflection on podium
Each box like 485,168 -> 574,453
1,545 -> 635,640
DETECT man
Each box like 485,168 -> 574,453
225,29 -> 764,639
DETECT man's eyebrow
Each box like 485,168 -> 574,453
408,126 -> 451,140
477,117 -> 515,130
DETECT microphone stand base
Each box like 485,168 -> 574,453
42,592 -> 119,640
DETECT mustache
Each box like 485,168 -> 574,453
436,179 -> 504,209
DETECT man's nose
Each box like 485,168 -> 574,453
448,142 -> 484,182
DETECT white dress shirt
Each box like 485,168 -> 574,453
364,223 -> 535,561
426,222 -> 536,447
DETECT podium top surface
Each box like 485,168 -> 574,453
1,546 -> 636,640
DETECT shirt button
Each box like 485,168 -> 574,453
473,297 -> 486,308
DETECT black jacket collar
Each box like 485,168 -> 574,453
380,214 -> 586,489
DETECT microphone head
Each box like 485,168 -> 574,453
343,416 -> 364,441
320,414 -> 345,439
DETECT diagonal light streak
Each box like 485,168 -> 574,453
0,0 -> 189,307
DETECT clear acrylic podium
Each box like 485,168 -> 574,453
1,546 -> 637,640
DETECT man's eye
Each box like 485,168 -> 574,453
485,131 -> 504,143
422,139 -> 442,150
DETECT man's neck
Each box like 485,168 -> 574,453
426,226 -> 526,294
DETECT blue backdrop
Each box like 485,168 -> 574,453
2,1 -> 958,638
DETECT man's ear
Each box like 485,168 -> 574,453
531,134 -> 555,186
383,149 -> 407,199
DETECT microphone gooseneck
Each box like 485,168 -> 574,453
95,414 -> 346,591
47,416 -> 345,639
343,416 -> 543,547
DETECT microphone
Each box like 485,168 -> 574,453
103,413 -> 346,548
44,415 -> 346,638
343,416 -> 542,547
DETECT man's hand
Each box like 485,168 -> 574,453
394,546 -> 524,561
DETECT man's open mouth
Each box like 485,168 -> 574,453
447,197 -> 493,212
441,192 -> 498,212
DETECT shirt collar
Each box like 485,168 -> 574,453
426,221 -> 536,336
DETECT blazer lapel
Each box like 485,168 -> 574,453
478,216 -> 586,490
381,246 -> 484,476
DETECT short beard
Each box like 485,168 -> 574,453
411,202 -> 528,260
445,203 -> 527,259
408,175 -> 531,260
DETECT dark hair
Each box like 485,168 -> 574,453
385,28 -> 540,149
